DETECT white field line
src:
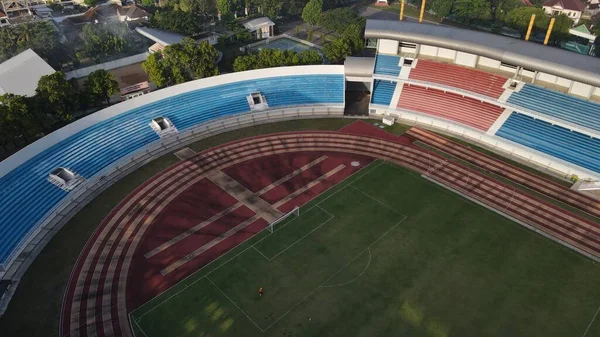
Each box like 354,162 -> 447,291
582,303 -> 600,337
131,160 -> 384,321
320,248 -> 372,288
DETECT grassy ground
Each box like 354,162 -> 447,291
0,118 -> 354,337
131,161 -> 600,337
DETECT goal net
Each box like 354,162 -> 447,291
267,206 -> 300,233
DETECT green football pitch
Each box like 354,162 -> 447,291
131,161 -> 600,337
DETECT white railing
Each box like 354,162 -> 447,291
370,104 -> 600,182
0,106 -> 343,314
372,75 -> 600,140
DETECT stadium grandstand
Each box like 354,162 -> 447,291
2,17 -> 600,337
361,19 -> 600,181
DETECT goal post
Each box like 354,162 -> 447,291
267,206 -> 300,233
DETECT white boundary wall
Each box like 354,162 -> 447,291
0,65 -> 344,180
369,104 -> 600,181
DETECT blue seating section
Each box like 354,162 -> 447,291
496,113 -> 600,174
0,74 -> 344,266
374,54 -> 401,77
371,80 -> 396,106
507,84 -> 600,134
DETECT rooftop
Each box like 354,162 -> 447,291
118,4 -> 149,19
0,49 -> 55,97
365,19 -> 600,88
542,0 -> 585,12
135,26 -> 184,46
242,17 -> 275,31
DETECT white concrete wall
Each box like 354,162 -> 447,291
0,65 -> 345,179
437,47 -> 456,60
556,77 -> 573,88
419,44 -> 437,57
377,39 -> 399,55
477,56 -> 501,69
569,81 -> 593,98
536,72 -> 557,84
454,52 -> 477,68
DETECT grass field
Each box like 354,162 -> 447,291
131,161 -> 600,337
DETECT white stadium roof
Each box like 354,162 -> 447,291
242,17 -> 274,32
135,26 -> 184,46
0,49 -> 55,97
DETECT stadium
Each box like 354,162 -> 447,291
1,18 -> 600,337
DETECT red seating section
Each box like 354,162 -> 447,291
397,84 -> 504,131
410,59 -> 508,98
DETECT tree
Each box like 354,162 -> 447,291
0,94 -> 43,142
429,0 -> 453,18
282,0 -> 309,17
36,72 -> 78,123
233,49 -> 322,71
217,0 -> 232,15
85,70 -> 119,105
150,9 -> 209,35
453,0 -> 491,22
320,7 -> 365,34
77,24 -> 131,62
142,38 -> 219,87
492,0 -> 522,21
549,14 -> 574,44
505,7 -> 549,36
323,36 -> 352,63
261,0 -> 282,18
142,52 -> 171,88
302,0 -> 323,28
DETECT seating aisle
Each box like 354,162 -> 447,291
371,80 -> 396,106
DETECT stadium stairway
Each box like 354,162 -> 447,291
396,84 -> 505,131
507,84 -> 600,134
496,113 -> 600,175
371,80 -> 397,106
374,54 -> 402,77
409,59 -> 508,98
0,74 -> 344,268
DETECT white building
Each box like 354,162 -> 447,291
242,17 -> 275,39
0,49 -> 55,97
543,0 -> 585,24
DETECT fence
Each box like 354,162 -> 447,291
0,106 -> 343,315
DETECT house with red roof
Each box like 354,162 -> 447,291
543,0 -> 585,24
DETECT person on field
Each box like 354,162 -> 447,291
259,287 -> 263,296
